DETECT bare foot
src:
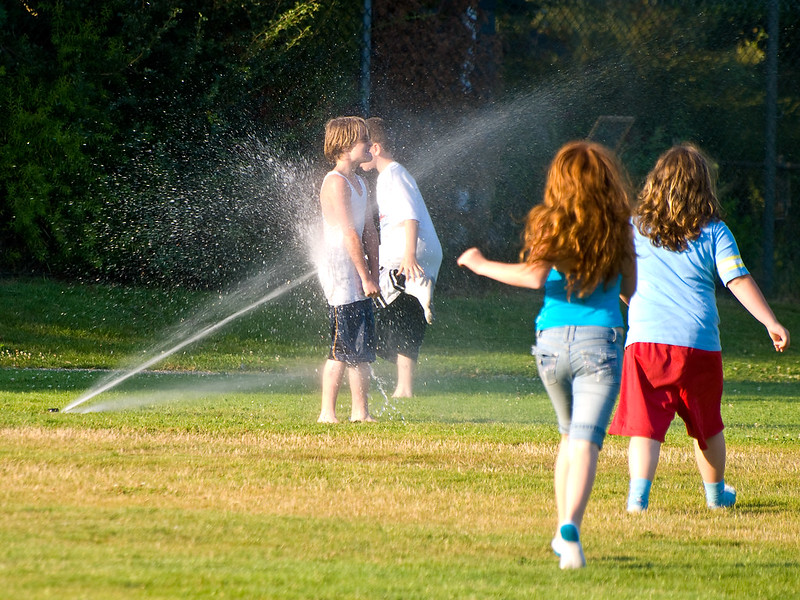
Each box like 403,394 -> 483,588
392,389 -> 412,398
317,413 -> 339,424
350,414 -> 377,423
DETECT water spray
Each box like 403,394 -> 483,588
62,270 -> 316,413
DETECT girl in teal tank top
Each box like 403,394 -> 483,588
457,141 -> 636,570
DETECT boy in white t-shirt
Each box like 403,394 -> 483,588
361,117 -> 443,397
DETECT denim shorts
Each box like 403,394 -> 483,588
532,325 -> 624,448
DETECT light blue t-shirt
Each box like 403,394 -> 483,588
536,269 -> 623,330
626,219 -> 748,351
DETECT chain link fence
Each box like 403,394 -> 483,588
369,0 -> 800,295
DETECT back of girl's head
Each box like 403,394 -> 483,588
324,116 -> 368,163
543,141 -> 629,216
635,143 -> 723,251
522,140 -> 633,297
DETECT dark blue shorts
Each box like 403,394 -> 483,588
328,299 -> 376,365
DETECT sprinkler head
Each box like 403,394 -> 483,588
47,408 -> 60,413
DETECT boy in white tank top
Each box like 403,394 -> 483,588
316,116 -> 380,423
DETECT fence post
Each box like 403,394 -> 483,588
763,0 -> 779,296
361,0 -> 372,117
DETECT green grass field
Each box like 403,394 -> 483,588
1,277 -> 798,599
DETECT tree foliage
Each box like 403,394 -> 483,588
1,0 -> 798,294
0,0 -> 361,282
489,0 -> 800,295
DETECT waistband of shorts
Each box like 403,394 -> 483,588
536,325 -> 623,343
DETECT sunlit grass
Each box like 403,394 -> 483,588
0,277 -> 798,598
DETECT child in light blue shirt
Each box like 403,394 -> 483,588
609,144 -> 790,512
625,220 -> 747,351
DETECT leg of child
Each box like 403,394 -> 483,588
348,363 -> 376,422
694,431 -> 736,508
629,436 -> 661,479
551,435 -> 569,557
694,430 -> 726,481
626,436 -> 661,511
319,359 -> 346,423
557,438 -> 596,569
553,434 -> 570,524
393,354 -> 415,397
563,438 -> 599,529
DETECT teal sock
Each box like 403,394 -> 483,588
705,480 -> 736,508
557,522 -> 586,569
704,480 -> 724,505
559,522 -> 580,543
627,478 -> 652,511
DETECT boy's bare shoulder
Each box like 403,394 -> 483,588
322,172 -> 349,193
321,173 -> 352,208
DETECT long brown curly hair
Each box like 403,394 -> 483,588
521,141 -> 633,298
635,143 -> 723,251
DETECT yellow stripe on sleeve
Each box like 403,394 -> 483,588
718,255 -> 745,273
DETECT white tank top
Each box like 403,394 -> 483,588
318,171 -> 368,306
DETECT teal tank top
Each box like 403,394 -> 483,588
535,269 -> 623,331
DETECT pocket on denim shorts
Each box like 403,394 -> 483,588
579,347 -> 619,382
533,346 -> 559,385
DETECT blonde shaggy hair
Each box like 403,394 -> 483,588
323,116 -> 369,164
521,140 -> 634,298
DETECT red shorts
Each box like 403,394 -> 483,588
608,342 -> 724,450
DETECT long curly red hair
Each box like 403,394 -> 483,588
521,141 -> 633,298
635,143 -> 723,251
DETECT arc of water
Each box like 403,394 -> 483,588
63,270 -> 316,413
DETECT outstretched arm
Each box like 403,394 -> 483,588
726,274 -> 790,352
457,247 -> 552,289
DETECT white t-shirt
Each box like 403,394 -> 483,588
376,161 -> 442,281
375,162 -> 442,323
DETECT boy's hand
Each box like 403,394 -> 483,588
399,257 -> 424,280
362,277 -> 381,299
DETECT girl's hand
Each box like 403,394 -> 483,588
457,247 -> 484,271
768,323 -> 790,352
